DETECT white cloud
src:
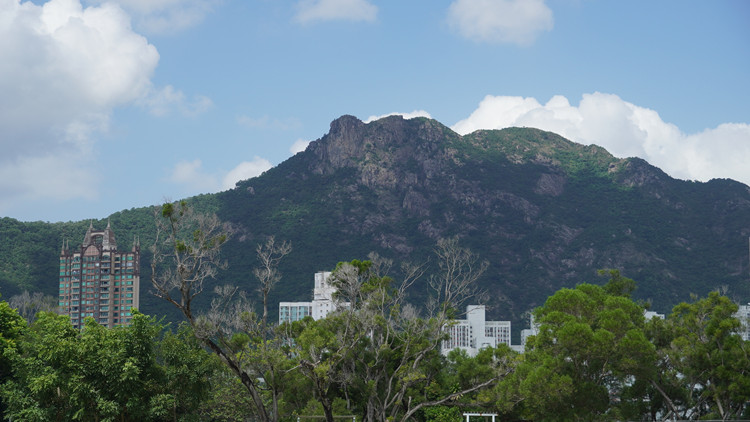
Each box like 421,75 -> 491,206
364,110 -> 433,123
447,0 -> 553,46
169,159 -> 220,192
84,0 -> 218,34
294,0 -> 377,24
168,157 -> 273,193
222,158 -> 273,190
0,153 -> 99,213
452,93 -> 750,186
290,138 -> 311,154
0,0 -> 159,210
143,85 -> 214,117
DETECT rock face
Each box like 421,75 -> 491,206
222,115 -> 750,323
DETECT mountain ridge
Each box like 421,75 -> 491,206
2,115 -> 750,327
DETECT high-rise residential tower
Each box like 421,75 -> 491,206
58,221 -> 140,329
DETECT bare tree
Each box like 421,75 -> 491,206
151,201 -> 230,322
428,236 -> 489,317
151,201 -> 293,422
8,291 -> 58,324
253,236 -> 292,337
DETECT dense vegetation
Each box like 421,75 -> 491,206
2,270 -> 749,421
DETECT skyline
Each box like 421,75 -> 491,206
1,0 -> 749,222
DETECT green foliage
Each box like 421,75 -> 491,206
1,312 -> 217,421
513,282 -> 656,420
648,292 -> 750,420
421,405 -> 461,422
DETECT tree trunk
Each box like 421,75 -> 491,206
204,338 -> 273,422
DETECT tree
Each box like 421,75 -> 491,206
7,290 -> 58,324
1,311 -> 216,421
508,272 -> 657,421
0,296 -> 26,419
151,201 -> 295,422
253,236 -> 292,338
151,201 -> 230,323
649,292 -> 750,420
295,239 -> 507,422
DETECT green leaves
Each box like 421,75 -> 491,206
515,282 -> 655,420
653,292 -> 750,420
1,312 -> 216,421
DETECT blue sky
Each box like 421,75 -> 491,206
2,0 -> 749,222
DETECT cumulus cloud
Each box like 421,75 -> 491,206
364,110 -> 433,123
447,0 -> 553,46
168,158 -> 273,193
290,139 -> 311,154
294,0 -> 377,24
0,0 -> 159,211
452,93 -> 750,186
85,0 -> 218,34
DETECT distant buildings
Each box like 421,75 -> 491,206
58,222 -> 140,329
279,271 -> 347,323
445,307 -> 682,356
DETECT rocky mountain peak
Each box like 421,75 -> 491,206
307,114 -> 455,178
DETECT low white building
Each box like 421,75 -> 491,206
644,310 -> 665,320
442,305 -> 512,356
279,271 -> 347,323
518,314 -> 539,352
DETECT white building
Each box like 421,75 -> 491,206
736,303 -> 750,341
279,271 -> 347,323
518,314 -> 539,352
644,310 -> 665,320
442,305 -> 512,357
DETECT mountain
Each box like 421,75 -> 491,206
2,115 -> 750,327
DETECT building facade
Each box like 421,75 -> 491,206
58,222 -> 140,329
442,305 -> 513,356
279,271 -> 347,323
